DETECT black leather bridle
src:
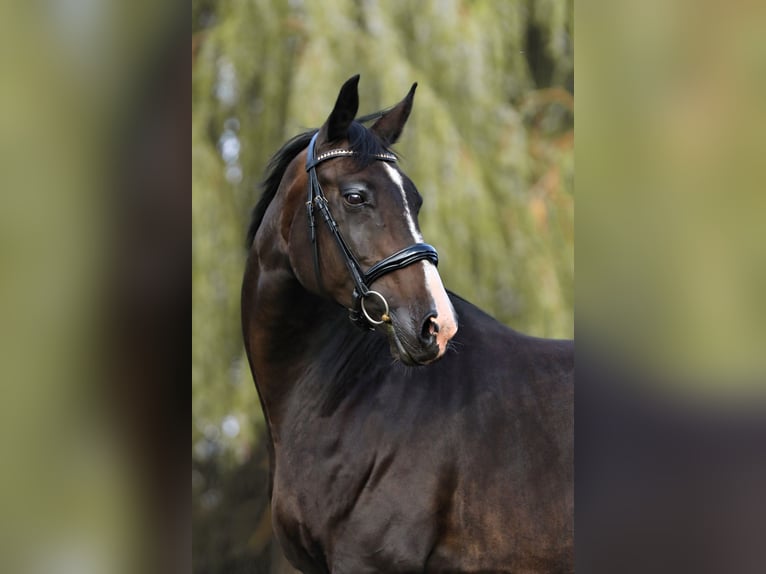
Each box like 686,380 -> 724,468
305,132 -> 439,330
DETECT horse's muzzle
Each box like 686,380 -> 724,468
385,311 -> 444,366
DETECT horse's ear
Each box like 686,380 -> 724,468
320,74 -> 360,143
371,83 -> 417,145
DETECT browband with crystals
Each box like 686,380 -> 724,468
305,146 -> 397,170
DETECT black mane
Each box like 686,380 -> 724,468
246,120 -> 393,247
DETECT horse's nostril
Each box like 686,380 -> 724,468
420,313 -> 439,343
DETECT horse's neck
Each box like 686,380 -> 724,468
243,259 -> 345,431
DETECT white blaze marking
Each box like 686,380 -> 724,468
381,164 -> 458,354
423,261 -> 458,353
382,163 -> 422,242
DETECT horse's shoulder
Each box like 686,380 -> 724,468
516,334 -> 574,372
447,290 -> 573,373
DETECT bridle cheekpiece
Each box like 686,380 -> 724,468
304,132 -> 439,330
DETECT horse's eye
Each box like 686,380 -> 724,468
343,192 -> 365,206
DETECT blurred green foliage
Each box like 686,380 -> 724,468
193,1 -> 572,570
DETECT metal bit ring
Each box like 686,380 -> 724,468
360,290 -> 390,325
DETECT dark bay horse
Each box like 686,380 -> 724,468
242,75 -> 573,573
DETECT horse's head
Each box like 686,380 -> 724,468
274,75 -> 457,365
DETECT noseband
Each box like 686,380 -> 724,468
305,132 -> 439,330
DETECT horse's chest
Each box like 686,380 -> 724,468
271,450 -> 441,571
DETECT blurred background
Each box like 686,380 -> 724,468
192,1 -> 573,571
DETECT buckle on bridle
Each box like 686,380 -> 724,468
359,290 -> 391,325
